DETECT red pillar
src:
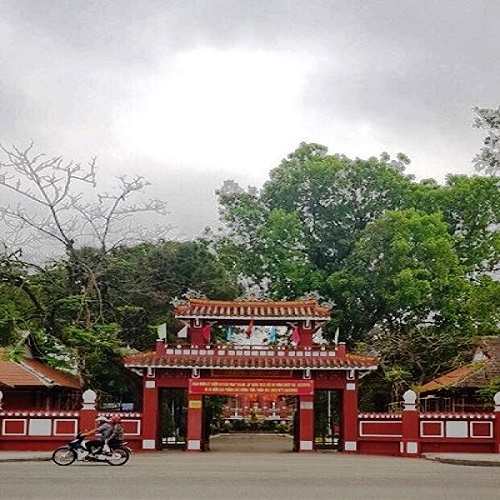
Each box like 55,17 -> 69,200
337,342 -> 346,356
298,321 -> 314,347
189,320 -> 207,346
400,390 -> 420,456
186,393 -> 203,451
141,370 -> 159,450
298,394 -> 315,451
493,392 -> 500,453
155,339 -> 165,355
341,372 -> 358,453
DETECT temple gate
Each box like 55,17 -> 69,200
123,299 -> 378,452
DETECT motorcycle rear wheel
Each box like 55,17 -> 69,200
52,447 -> 77,466
106,447 -> 130,466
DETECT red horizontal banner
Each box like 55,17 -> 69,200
189,379 -> 314,396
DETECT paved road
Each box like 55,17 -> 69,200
1,434 -> 498,500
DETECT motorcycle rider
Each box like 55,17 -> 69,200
108,416 -> 124,448
84,416 -> 114,456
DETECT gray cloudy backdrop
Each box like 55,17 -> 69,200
1,1 -> 499,238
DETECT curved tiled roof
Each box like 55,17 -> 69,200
419,365 -> 483,392
420,336 -> 500,392
123,351 -> 378,371
174,299 -> 331,322
0,349 -> 81,389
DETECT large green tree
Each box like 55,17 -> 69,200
327,209 -> 467,340
215,142 -> 500,400
262,143 -> 414,274
216,143 -> 416,299
100,239 -> 241,349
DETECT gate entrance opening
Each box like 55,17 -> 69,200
204,394 -> 298,452
314,390 -> 341,450
159,388 -> 187,449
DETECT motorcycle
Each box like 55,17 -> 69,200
52,433 -> 131,466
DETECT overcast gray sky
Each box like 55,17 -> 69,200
1,1 -> 499,238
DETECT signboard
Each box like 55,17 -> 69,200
189,379 -> 314,396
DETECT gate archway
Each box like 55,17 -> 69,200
123,298 -> 378,452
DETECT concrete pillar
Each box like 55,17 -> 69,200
79,389 -> 98,433
186,393 -> 203,451
400,390 -> 420,457
141,370 -> 159,450
341,372 -> 358,453
298,394 -> 315,451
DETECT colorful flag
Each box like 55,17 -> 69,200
313,327 -> 325,344
245,319 -> 254,338
157,323 -> 167,340
177,325 -> 188,338
226,326 -> 233,341
334,327 -> 340,345
268,326 -> 277,342
291,326 -> 301,343
202,324 -> 211,342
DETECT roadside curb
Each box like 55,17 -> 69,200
429,457 -> 500,467
0,457 -> 51,463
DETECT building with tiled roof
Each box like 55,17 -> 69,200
419,336 -> 500,412
0,348 -> 82,411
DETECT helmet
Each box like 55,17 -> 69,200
96,416 -> 107,423
111,416 -> 121,423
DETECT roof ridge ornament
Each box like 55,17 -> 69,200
171,289 -> 208,308
237,289 -> 267,301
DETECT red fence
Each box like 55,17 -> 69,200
357,391 -> 500,456
0,391 -> 143,451
2,389 -> 500,456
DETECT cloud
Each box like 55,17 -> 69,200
1,0 -> 499,239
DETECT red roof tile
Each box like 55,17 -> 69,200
419,365 -> 484,392
123,350 -> 378,371
175,299 -> 330,322
0,359 -> 42,387
0,349 -> 81,389
420,336 -> 500,392
23,358 -> 81,389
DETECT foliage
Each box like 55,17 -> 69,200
215,142 -> 500,399
466,276 -> 500,333
0,145 -> 241,399
440,175 -> 500,273
101,240 -> 241,349
472,105 -> 500,175
0,239 -> 240,397
328,209 -> 467,340
160,401 -> 176,439
358,372 -> 392,412
476,377 -> 500,407
215,144 -> 417,300
2,137 -> 500,407
262,143 -> 415,275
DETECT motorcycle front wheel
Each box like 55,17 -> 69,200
52,447 -> 77,466
106,447 -> 130,466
